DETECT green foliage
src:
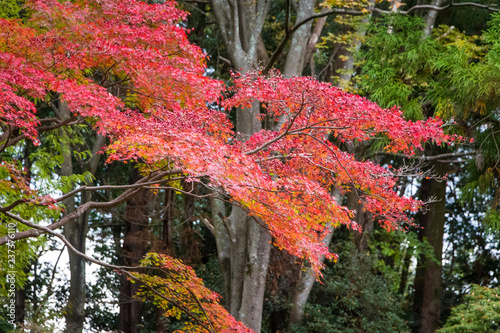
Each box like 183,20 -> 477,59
0,317 -> 14,333
427,12 -> 500,122
0,0 -> 21,18
371,228 -> 438,295
295,238 -> 410,333
483,208 -> 500,234
30,126 -> 95,193
358,14 -> 441,120
195,255 -> 225,299
438,285 -> 500,333
441,176 -> 500,325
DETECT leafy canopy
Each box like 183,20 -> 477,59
0,0 -> 454,330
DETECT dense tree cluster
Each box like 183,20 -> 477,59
1,0 -> 500,333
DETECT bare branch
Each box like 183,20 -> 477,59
397,2 -> 498,15
372,151 -> 476,161
202,218 -> 215,234
0,116 -> 82,150
245,98 -> 307,155
1,209 -> 217,331
55,170 -> 183,203
0,170 -> 178,245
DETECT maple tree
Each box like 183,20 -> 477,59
0,0 -> 455,331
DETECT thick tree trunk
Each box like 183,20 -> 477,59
230,208 -> 272,329
210,100 -> 273,332
208,3 -> 271,331
352,204 -> 374,254
414,163 -> 447,333
283,0 -> 315,79
210,197 -> 272,332
118,170 -> 151,333
209,2 -> 330,331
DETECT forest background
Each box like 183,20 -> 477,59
1,0 -> 500,332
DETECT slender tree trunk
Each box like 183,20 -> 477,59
337,1 -> 374,86
55,99 -> 105,333
399,247 -> 412,295
412,6 -> 445,332
288,3 -> 376,325
423,0 -> 444,37
288,189 -> 342,330
155,188 -> 176,333
15,279 -> 26,326
55,101 -> 85,333
303,8 -> 330,73
15,144 -> 34,328
118,170 -> 151,333
414,162 -> 447,333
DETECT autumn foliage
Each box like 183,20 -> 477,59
133,253 -> 253,332
0,0 -> 453,331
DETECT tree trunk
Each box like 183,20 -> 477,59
412,6 -> 445,331
209,2 -> 330,331
54,99 -> 105,333
399,247 -> 413,295
283,0 -> 315,79
118,170 -> 151,333
414,163 -> 447,333
337,1 -> 374,86
423,0 -> 445,37
209,3 -> 271,331
287,189 -> 342,330
55,101 -> 84,333
15,144 -> 34,328
15,280 -> 26,326
287,3 -> 377,325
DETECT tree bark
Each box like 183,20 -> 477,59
423,0 -> 445,37
414,163 -> 447,333
209,2 -> 332,331
287,189 -> 342,330
209,3 -> 272,331
117,170 -> 151,333
337,1 -> 374,86
412,6 -> 445,332
15,280 -> 26,327
303,7 -> 330,76
283,0 -> 315,79
55,101 -> 85,333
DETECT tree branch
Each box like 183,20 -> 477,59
371,150 -> 476,161
264,1 -> 498,72
1,209 -> 217,331
0,170 -> 179,245
0,116 -> 81,151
